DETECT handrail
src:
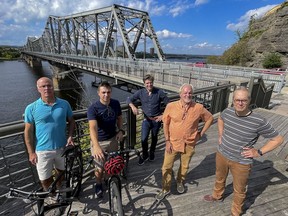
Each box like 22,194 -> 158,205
0,82 -> 236,199
21,51 -> 285,93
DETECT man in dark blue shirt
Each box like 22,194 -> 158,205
87,81 -> 124,198
127,74 -> 169,165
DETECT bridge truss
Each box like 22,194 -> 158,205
24,4 -> 165,61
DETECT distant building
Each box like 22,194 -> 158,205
150,48 -> 154,56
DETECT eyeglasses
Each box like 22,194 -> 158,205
38,85 -> 53,89
234,99 -> 249,104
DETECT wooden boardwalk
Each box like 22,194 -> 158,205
3,108 -> 288,216
64,107 -> 288,216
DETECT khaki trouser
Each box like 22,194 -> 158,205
161,145 -> 195,191
212,152 -> 252,216
90,136 -> 118,169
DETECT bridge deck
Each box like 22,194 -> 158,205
4,100 -> 288,216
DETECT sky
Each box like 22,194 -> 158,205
0,0 -> 285,55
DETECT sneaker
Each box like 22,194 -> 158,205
138,155 -> 149,166
52,207 -> 65,216
149,152 -> 155,161
155,190 -> 170,201
95,184 -> 103,198
203,194 -> 223,202
176,182 -> 185,194
46,196 -> 58,204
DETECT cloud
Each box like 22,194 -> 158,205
194,0 -> 209,6
168,0 -> 209,17
226,4 -> 278,32
157,29 -> 192,39
127,0 -> 166,16
1,0 -> 115,23
188,42 -> 222,50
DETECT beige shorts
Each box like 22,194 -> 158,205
91,136 -> 118,169
36,149 -> 65,181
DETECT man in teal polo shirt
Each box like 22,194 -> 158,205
24,77 -> 75,191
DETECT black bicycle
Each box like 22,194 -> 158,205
90,148 -> 141,216
0,145 -> 83,216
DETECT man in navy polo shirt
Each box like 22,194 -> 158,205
87,81 -> 124,198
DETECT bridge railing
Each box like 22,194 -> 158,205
22,51 -> 286,93
0,83 -> 235,200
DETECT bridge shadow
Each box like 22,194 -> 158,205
242,160 -> 288,214
77,152 -> 172,215
77,136 -> 288,215
122,189 -> 173,216
184,149 -> 288,214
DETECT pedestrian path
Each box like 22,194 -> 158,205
67,107 -> 288,216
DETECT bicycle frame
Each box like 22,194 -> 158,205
2,145 -> 83,216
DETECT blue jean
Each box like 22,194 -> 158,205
141,118 -> 162,157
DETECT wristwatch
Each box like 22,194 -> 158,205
117,129 -> 125,135
257,149 -> 263,156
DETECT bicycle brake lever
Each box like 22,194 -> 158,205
7,191 -> 31,203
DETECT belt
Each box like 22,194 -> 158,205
146,116 -> 157,121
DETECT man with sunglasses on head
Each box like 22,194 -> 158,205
87,81 -> 124,198
203,86 -> 284,216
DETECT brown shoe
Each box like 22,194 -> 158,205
203,194 -> 223,202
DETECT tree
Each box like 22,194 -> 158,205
262,53 -> 282,69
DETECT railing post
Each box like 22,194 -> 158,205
127,109 -> 137,149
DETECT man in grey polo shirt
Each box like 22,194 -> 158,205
203,86 -> 284,216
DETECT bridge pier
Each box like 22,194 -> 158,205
50,63 -> 82,91
23,55 -> 42,67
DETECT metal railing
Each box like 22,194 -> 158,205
0,83 -> 236,200
22,51 -> 286,93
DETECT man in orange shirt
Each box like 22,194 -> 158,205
156,83 -> 214,200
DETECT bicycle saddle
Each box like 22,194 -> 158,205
61,145 -> 76,157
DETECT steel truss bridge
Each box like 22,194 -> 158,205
21,4 -> 286,93
24,4 -> 164,61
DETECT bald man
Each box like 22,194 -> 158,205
24,77 -> 75,191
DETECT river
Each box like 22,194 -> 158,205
0,57 -> 205,124
0,60 -> 132,124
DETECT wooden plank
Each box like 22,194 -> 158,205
2,108 -> 288,216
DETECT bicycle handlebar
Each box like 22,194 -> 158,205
91,148 -> 141,162
105,148 -> 141,157
87,148 -> 141,171
0,185 -> 74,200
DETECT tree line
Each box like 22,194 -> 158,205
0,46 -> 21,59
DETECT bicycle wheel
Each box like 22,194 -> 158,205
66,146 -> 83,198
109,177 -> 124,216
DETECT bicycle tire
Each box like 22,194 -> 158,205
66,146 -> 83,198
109,178 -> 124,216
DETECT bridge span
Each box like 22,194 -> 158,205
20,4 -> 286,93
